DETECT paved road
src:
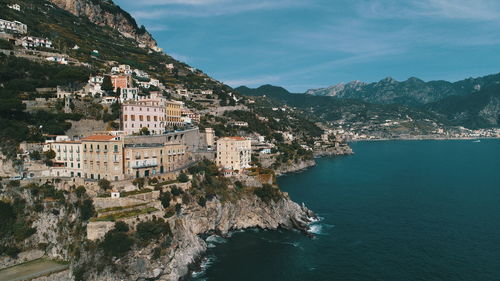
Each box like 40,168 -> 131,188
0,259 -> 68,281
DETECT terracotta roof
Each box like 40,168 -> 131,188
222,137 -> 246,141
81,135 -> 117,141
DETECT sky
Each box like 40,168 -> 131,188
115,0 -> 500,92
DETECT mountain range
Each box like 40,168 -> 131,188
306,74 -> 500,107
236,76 -> 500,129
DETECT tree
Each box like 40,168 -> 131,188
80,199 -> 95,221
43,149 -> 56,160
197,196 -> 207,207
30,151 -> 41,160
135,219 -> 171,244
133,177 -> 145,188
43,149 -> 56,166
101,226 -> 133,257
177,173 -> 189,183
139,127 -> 150,135
254,184 -> 282,203
114,221 -> 129,233
101,75 -> 113,93
98,179 -> 111,191
159,191 -> 171,208
234,181 -> 244,190
75,186 -> 86,198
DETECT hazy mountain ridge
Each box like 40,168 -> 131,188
306,73 -> 500,106
236,81 -> 500,129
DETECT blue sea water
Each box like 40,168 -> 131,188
190,140 -> 500,281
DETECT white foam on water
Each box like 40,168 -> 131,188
191,255 -> 216,280
206,235 -> 227,244
309,223 -> 323,235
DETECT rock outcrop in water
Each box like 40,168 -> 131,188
84,194 -> 315,281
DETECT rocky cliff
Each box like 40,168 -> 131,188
84,195 -> 315,281
314,145 -> 353,158
49,0 -> 157,48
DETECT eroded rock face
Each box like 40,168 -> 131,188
49,0 -> 157,48
90,195 -> 315,281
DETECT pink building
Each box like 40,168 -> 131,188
121,100 -> 166,135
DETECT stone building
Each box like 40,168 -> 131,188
216,137 -> 252,173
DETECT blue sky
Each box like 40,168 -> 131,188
115,0 -> 500,92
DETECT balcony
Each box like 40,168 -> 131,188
131,159 -> 158,169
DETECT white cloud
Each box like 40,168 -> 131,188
123,0 -> 303,19
357,0 -> 500,21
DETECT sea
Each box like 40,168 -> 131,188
190,139 -> 500,281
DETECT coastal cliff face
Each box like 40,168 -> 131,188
275,159 -> 316,176
49,0 -> 157,48
314,145 -> 353,158
85,195 -> 314,281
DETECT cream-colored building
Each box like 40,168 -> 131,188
165,100 -> 183,127
81,135 -> 125,181
45,141 -> 82,178
216,137 -> 252,173
81,131 -> 191,181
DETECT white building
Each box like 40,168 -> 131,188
7,4 -> 21,11
45,141 -> 83,178
201,89 -> 213,95
216,137 -> 252,173
22,36 -> 52,49
0,19 -> 27,34
89,76 -> 104,84
46,56 -> 67,64
120,88 -> 140,102
232,121 -> 248,127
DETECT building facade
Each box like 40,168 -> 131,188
45,141 -> 82,178
81,135 -> 125,181
166,100 -> 183,127
111,75 -> 130,91
22,36 -> 52,49
0,19 -> 27,34
122,100 -> 166,135
119,87 -> 140,102
80,131 -> 192,181
123,134 -> 188,178
216,137 -> 252,173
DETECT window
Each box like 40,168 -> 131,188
139,115 -> 143,121
114,145 -> 118,153
154,116 -> 157,121
124,115 -> 128,121
131,115 -> 135,121
147,116 -> 150,121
